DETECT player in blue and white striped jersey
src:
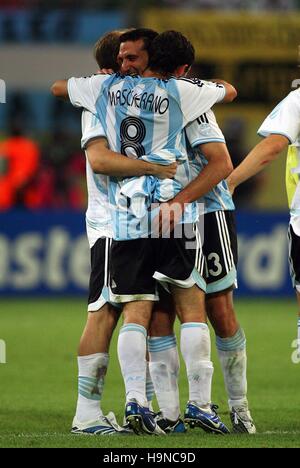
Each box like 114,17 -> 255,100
67,73 -> 228,240
149,109 -> 256,434
186,110 -> 256,433
69,30 -> 178,437
52,30 -> 237,436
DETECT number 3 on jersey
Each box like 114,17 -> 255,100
120,116 -> 146,158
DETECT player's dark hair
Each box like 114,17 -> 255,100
94,30 -> 127,71
148,30 -> 195,76
119,28 -> 158,55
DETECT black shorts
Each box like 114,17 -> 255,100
196,210 -> 238,294
109,224 -> 203,303
88,237 -> 111,311
288,223 -> 300,292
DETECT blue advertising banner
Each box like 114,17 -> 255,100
0,210 -> 294,297
0,211 -> 89,296
236,211 -> 292,297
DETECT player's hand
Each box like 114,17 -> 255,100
154,200 -> 184,236
154,162 -> 178,180
97,68 -> 114,75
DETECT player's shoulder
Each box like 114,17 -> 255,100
176,77 -> 206,89
269,88 -> 300,118
278,87 -> 300,107
176,77 -> 224,89
174,78 -> 225,100
287,87 -> 300,104
83,72 -> 120,83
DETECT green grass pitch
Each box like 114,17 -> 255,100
0,298 -> 300,448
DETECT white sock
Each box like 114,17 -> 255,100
146,361 -> 155,410
180,323 -> 213,410
216,328 -> 248,409
117,323 -> 147,406
75,353 -> 108,422
148,335 -> 180,421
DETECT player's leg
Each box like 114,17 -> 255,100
172,284 -> 212,410
110,238 -> 164,435
78,305 -> 119,356
119,300 -> 167,435
154,224 -> 229,434
119,300 -> 153,406
203,210 -> 255,433
172,283 -> 229,434
287,223 -> 300,358
72,237 -> 124,435
297,292 -> 300,357
148,291 -> 185,433
206,291 -> 255,434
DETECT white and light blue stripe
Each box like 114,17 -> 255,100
119,323 -> 147,338
148,334 -> 177,353
78,376 -> 101,401
216,328 -> 246,352
181,322 -> 208,330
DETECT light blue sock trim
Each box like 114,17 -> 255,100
79,376 -> 97,383
78,390 -> 101,401
148,335 -> 177,353
119,323 -> 147,338
78,376 -> 101,401
146,380 -> 155,402
181,322 -> 208,330
216,328 -> 246,352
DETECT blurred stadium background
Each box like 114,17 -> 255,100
0,0 -> 299,298
1,0 -> 300,448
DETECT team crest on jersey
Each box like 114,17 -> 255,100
197,114 -> 213,136
198,123 -> 213,137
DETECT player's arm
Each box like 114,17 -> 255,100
207,79 -> 237,103
52,75 -> 108,114
86,138 -> 177,179
171,142 -> 233,206
156,142 -> 232,235
51,80 -> 69,99
226,134 -> 289,194
227,89 -> 300,194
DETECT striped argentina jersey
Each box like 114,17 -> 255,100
81,110 -> 112,246
258,87 -> 300,235
68,73 -> 226,240
185,109 -> 235,214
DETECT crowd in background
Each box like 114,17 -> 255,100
0,91 -> 86,211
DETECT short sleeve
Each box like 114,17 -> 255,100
67,74 -> 110,114
258,89 -> 300,144
186,109 -> 225,148
177,79 -> 226,125
81,110 -> 106,149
